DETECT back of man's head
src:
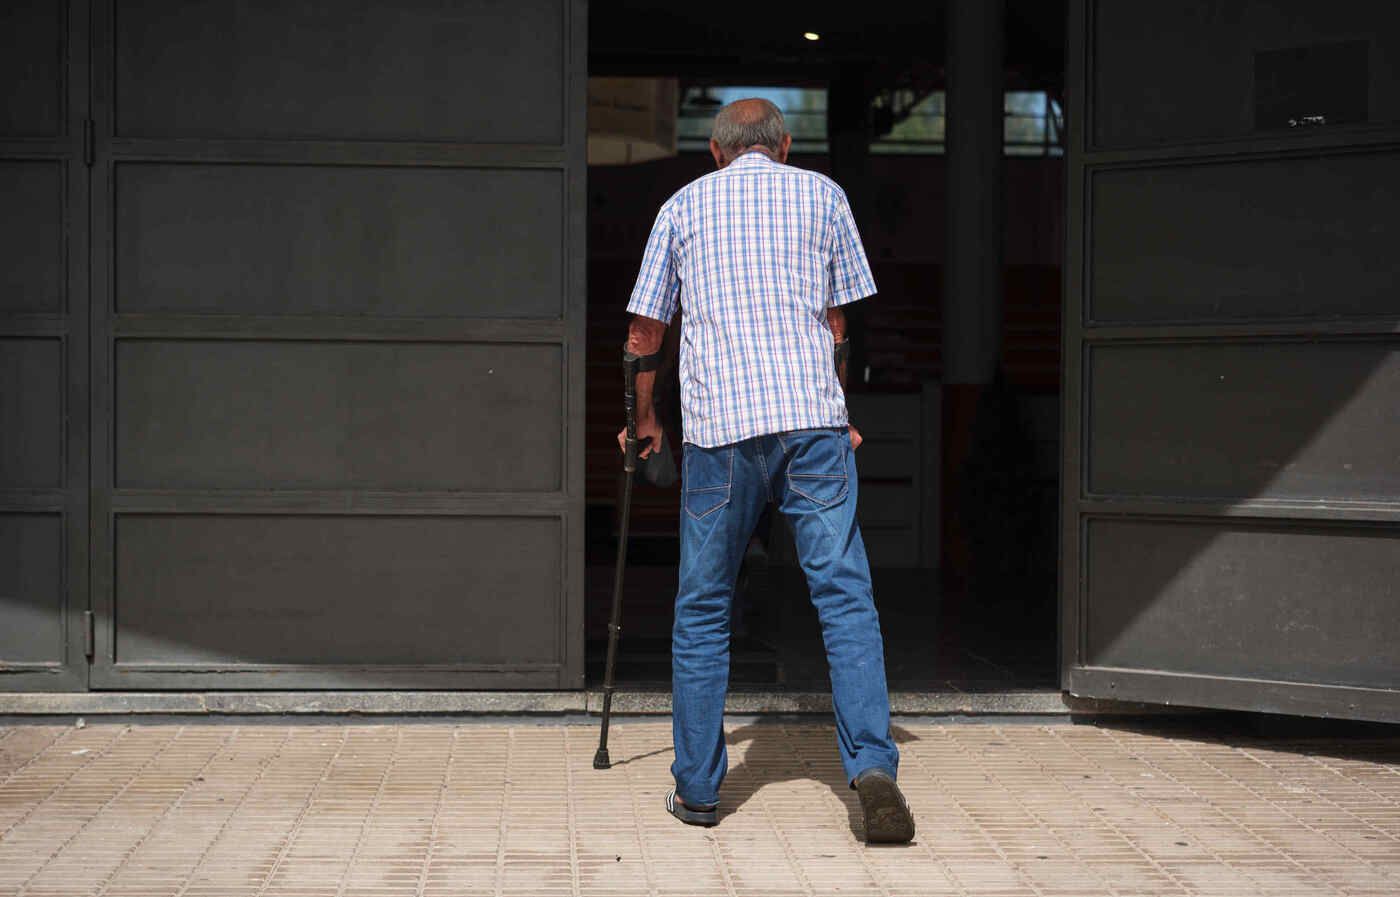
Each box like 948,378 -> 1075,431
711,98 -> 788,160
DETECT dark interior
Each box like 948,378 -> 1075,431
584,1 -> 1067,691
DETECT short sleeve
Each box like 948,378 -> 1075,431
827,188 -> 877,307
626,203 -> 680,323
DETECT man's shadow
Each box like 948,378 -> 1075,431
710,720 -> 922,845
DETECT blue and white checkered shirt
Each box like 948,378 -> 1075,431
626,151 -> 877,448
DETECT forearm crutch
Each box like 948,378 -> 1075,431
594,351 -> 642,770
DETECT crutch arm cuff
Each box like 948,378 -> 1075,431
623,348 -> 663,372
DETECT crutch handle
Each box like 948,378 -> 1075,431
621,352 -> 640,473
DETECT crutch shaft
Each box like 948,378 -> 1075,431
595,353 -> 640,770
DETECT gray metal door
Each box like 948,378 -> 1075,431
1062,0 -> 1400,722
89,0 -> 586,689
0,0 -> 90,692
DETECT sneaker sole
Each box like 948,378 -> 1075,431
856,774 -> 915,844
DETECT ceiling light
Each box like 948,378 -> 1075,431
803,32 -> 820,41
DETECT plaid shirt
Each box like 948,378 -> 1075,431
626,151 -> 877,448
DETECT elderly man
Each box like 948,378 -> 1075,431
619,98 -> 913,843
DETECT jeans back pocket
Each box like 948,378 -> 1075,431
683,444 -> 733,520
784,431 -> 849,508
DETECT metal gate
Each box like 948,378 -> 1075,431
1,0 -> 587,691
1061,0 -> 1400,721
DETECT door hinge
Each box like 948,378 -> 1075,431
83,610 -> 94,659
83,118 -> 94,167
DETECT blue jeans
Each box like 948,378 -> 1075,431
672,426 -> 899,806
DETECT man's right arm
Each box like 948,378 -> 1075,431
622,315 -> 667,458
621,202 -> 680,458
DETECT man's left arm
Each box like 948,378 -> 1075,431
826,187 -> 876,451
826,306 -> 861,450
827,306 -> 850,389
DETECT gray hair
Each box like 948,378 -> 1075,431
711,98 -> 788,155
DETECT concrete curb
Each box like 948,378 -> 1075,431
0,689 -> 1179,717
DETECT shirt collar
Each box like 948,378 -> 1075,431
728,150 -> 780,168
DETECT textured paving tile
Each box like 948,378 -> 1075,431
0,720 -> 1396,896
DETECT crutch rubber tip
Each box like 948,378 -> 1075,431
593,748 -> 611,770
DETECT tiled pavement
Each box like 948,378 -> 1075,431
0,718 -> 1397,896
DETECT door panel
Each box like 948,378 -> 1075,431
0,1 -> 64,137
0,0 -> 88,691
1062,0 -> 1400,722
1088,342 -> 1400,500
1092,0 -> 1400,148
0,340 -> 64,488
114,163 -> 564,318
0,162 -> 65,313
1085,519 -> 1400,690
115,341 -> 563,491
1090,151 -> 1400,323
114,0 -> 564,143
90,0 -> 586,689
114,515 -> 561,673
0,515 -> 65,665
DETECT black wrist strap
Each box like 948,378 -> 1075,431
623,348 -> 664,372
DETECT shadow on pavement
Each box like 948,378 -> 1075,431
716,721 -> 922,844
1084,711 -> 1400,765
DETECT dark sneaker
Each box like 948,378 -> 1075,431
853,768 -> 915,843
666,789 -> 718,827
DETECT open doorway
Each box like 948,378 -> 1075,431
584,1 -> 1066,693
